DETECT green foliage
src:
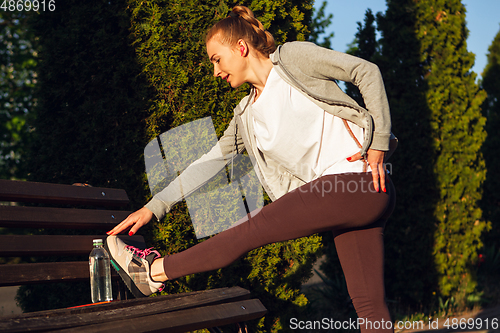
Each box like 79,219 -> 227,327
302,268 -> 357,332
477,29 -> 500,306
480,29 -> 500,250
332,0 -> 490,313
26,0 -> 152,202
417,0 -> 487,302
345,9 -> 379,108
19,0 -> 153,313
376,0 -> 441,308
308,1 -> 333,49
376,0 -> 488,309
19,0 -> 324,331
0,11 -> 37,180
127,1 -> 320,331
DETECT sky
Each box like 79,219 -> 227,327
314,0 -> 500,79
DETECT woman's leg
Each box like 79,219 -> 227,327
161,173 -> 396,332
334,221 -> 392,332
333,179 -> 396,333
164,173 -> 393,280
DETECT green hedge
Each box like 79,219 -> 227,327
377,0 -> 488,309
481,29 -> 500,250
0,11 -> 36,180
127,1 -> 321,331
23,0 -> 323,331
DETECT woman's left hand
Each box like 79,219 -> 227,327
347,149 -> 387,192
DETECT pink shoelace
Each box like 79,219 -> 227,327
125,245 -> 165,291
125,246 -> 161,259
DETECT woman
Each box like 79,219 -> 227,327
107,5 -> 397,332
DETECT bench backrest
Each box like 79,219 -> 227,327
0,179 -> 135,287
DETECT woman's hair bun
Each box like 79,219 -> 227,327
206,5 -> 276,57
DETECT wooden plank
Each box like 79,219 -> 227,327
0,179 -> 129,207
0,235 -> 145,286
0,261 -> 126,287
0,287 -> 253,331
0,235 -> 144,256
62,299 -> 267,333
0,205 -> 131,229
0,262 -> 90,286
0,296 -> 266,333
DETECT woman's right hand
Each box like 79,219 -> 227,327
107,206 -> 154,236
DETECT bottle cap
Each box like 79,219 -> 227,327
93,239 -> 103,246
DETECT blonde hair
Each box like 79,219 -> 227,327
205,5 -> 276,57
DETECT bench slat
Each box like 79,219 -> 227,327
0,262 -> 124,287
0,235 -> 144,257
0,179 -> 129,207
0,262 -> 91,287
0,235 -> 146,286
0,287 -> 254,332
0,296 -> 266,333
62,299 -> 267,333
0,205 -> 131,229
0,179 -> 268,330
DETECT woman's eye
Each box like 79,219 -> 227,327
216,59 -> 220,64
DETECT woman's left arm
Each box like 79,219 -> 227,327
275,42 -> 394,191
278,42 -> 392,152
347,149 -> 386,192
303,44 -> 392,192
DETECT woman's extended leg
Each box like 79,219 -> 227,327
108,173 -> 395,332
163,173 -> 393,279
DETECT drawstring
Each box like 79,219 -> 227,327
343,119 -> 368,172
231,122 -> 237,179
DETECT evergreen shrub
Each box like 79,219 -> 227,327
478,29 -> 500,303
377,0 -> 488,309
324,0 -> 489,314
23,0 -> 324,331
481,29 -> 500,250
0,11 -> 37,180
127,1 -> 321,331
19,0 -> 153,311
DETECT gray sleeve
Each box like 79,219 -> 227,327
145,115 -> 245,221
281,42 -> 392,151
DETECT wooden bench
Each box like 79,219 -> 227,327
0,179 -> 266,332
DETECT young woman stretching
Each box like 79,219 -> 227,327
106,5 -> 397,332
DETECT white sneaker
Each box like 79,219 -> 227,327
105,236 -> 164,297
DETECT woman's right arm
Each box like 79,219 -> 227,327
107,114 -> 246,236
107,206 -> 154,236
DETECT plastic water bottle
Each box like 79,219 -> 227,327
89,239 -> 113,303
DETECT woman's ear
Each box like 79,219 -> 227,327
237,39 -> 248,57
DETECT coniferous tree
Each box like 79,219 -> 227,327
18,0 -> 154,312
22,1 -> 322,330
376,0 -> 439,308
0,12 -> 37,180
378,0 -> 488,308
308,1 -> 334,49
481,29 -> 500,251
127,2 -> 319,331
344,9 -> 378,108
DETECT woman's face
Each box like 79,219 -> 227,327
206,37 -> 247,88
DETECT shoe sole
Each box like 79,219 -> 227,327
104,237 -> 147,298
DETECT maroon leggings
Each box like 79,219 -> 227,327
163,173 -> 396,333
